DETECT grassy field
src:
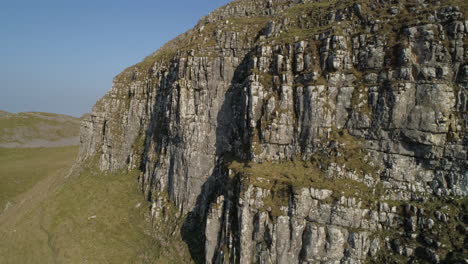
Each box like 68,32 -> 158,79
0,146 -> 78,211
0,147 -> 191,263
0,169 -> 152,263
0,109 -> 191,263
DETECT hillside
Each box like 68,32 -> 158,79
0,111 -> 80,148
0,166 -> 189,263
0,146 -> 78,212
0,111 -> 82,212
2,0 -> 468,263
0,112 -> 184,262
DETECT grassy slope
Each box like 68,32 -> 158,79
0,150 -> 191,263
0,112 -> 80,144
0,109 -> 190,263
0,146 -> 78,210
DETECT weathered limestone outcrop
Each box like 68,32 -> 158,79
79,0 -> 467,263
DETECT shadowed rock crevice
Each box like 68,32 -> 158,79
180,51 -> 254,264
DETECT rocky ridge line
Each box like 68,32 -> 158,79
79,0 -> 468,263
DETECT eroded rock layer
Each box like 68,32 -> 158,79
79,0 -> 468,263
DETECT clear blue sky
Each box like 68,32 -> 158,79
0,0 -> 231,117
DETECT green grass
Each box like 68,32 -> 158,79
230,160 -> 375,199
0,110 -> 189,262
228,128 -> 384,216
312,128 -> 381,178
38,169 -> 164,263
0,146 -> 78,210
0,112 -> 80,144
228,155 -> 380,218
0,155 -> 192,263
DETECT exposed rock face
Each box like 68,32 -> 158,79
79,0 -> 468,263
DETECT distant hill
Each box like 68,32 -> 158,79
0,112 -> 81,148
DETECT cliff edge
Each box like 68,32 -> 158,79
79,0 -> 468,263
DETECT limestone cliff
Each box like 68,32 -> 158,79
79,0 -> 468,263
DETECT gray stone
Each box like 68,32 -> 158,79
77,1 -> 468,263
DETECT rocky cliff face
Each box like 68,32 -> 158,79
79,0 -> 468,263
